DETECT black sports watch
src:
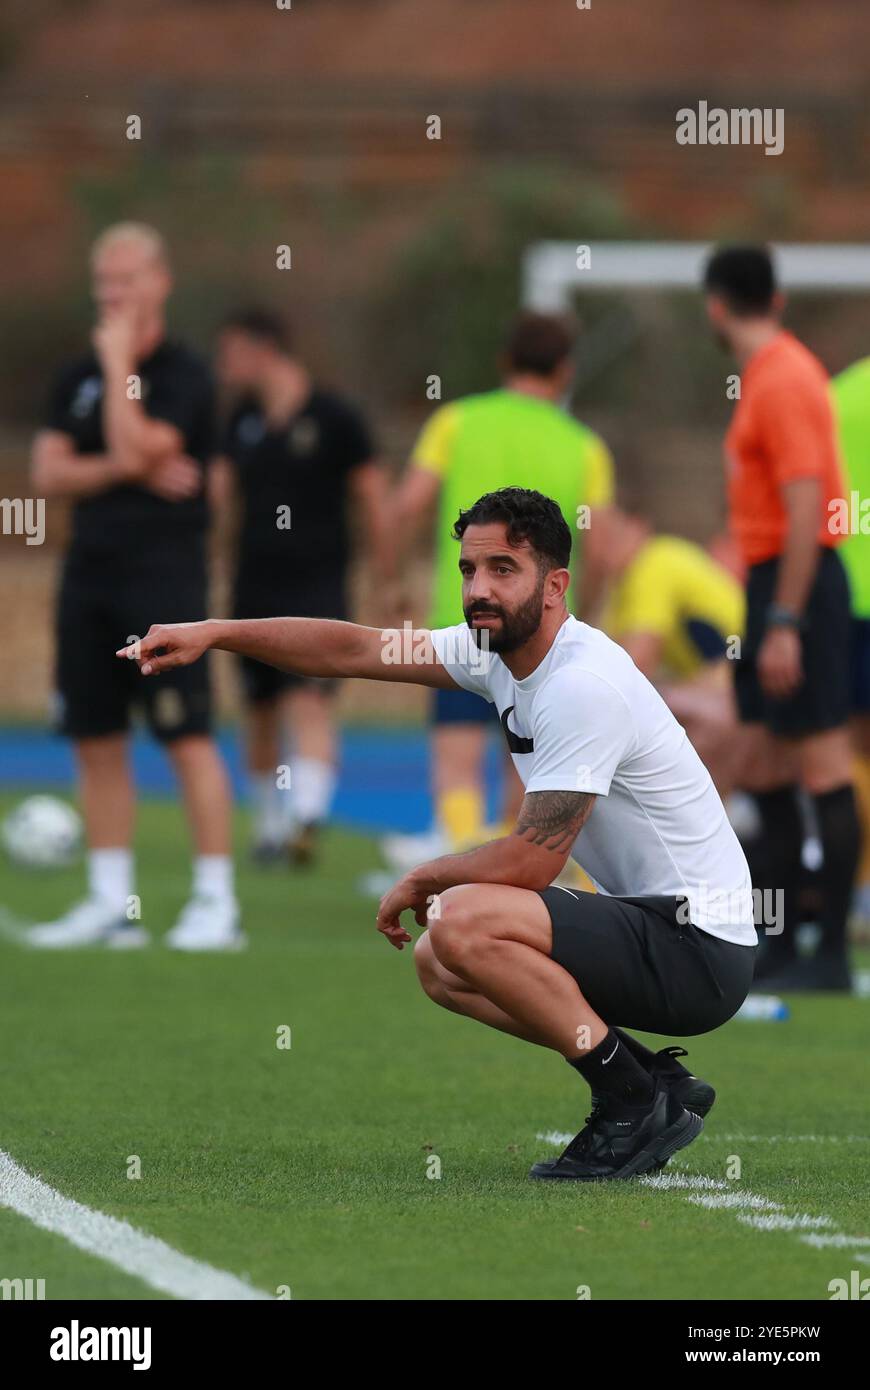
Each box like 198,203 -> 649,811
765,603 -> 802,630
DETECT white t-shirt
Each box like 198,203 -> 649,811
431,615 -> 756,947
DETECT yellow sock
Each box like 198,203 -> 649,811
438,787 -> 485,848
852,756 -> 870,885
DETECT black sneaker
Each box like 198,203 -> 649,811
652,1046 -> 716,1119
250,838 -> 288,866
529,1082 -> 703,1182
288,822 -> 320,868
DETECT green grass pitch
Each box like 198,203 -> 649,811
0,792 -> 867,1300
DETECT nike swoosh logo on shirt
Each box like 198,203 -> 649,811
499,705 -> 534,755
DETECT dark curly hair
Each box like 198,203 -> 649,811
452,487 -> 572,572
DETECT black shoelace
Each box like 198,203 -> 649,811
564,1096 -> 605,1158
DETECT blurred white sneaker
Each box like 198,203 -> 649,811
380,829 -> 450,874
165,895 -> 245,952
27,896 -> 148,950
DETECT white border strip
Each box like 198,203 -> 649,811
0,1149 -> 271,1301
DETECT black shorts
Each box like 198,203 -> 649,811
852,617 -> 870,715
735,547 -> 851,737
431,686 -> 498,727
56,556 -> 212,742
540,887 -> 756,1036
233,574 -> 347,704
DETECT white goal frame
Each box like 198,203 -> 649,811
521,242 -> 870,309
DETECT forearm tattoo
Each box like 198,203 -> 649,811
516,791 -> 596,852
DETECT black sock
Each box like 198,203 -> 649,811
568,1028 -> 655,1104
811,784 -> 860,960
612,1027 -> 661,1071
752,785 -> 804,966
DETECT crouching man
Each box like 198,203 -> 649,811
118,487 -> 757,1182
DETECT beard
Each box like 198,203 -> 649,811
464,581 -> 545,654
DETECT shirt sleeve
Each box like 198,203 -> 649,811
756,375 -> 837,485
525,667 -> 636,797
411,403 -> 459,477
44,363 -> 81,434
584,434 -> 616,508
334,398 -> 376,472
429,622 -> 494,701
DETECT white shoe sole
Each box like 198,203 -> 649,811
105,928 -> 151,950
27,931 -> 112,950
164,931 -> 247,953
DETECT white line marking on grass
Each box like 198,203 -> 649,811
740,1213 -> 834,1231
538,1130 -> 870,1149
0,1149 -> 272,1301
536,1130 -> 575,1148
641,1172 -> 727,1192
689,1192 -> 781,1212
800,1233 -> 870,1250
717,1133 -> 870,1145
536,1131 -> 869,1265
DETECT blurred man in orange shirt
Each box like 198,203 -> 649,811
703,244 -> 858,991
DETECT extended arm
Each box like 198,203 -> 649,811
118,615 -> 460,688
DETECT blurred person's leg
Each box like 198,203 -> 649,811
741,551 -> 858,989
282,681 -> 338,864
737,724 -> 802,976
76,735 -> 137,923
849,616 -> 870,922
242,664 -> 338,863
244,689 -> 286,858
433,723 -> 487,845
796,727 -> 859,976
380,688 -> 493,874
167,734 -> 233,858
77,732 -> 135,850
135,568 -> 241,950
852,714 -> 870,917
161,730 -> 240,949
28,568 -> 147,948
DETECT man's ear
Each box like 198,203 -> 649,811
546,567 -> 571,605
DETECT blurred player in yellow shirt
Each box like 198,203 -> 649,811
383,313 -> 614,870
601,507 -> 746,798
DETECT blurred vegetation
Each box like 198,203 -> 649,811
4,154 -> 868,447
367,166 -> 647,405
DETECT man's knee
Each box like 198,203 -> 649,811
165,734 -> 227,780
75,733 -> 129,771
427,884 -> 493,975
